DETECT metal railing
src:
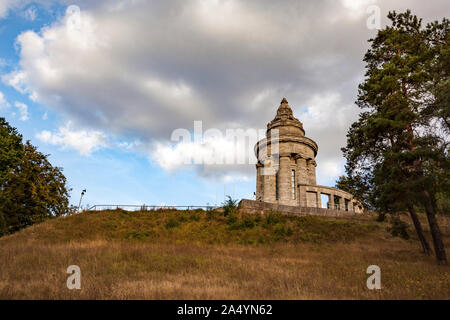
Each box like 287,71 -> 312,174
87,205 -> 219,211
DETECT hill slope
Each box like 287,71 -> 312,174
0,209 -> 449,299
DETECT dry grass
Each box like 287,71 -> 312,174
0,209 -> 449,299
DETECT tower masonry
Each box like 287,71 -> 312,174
253,98 -> 363,213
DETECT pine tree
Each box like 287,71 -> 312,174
342,11 -> 449,264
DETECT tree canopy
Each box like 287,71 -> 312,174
0,117 -> 70,236
341,10 -> 449,264
0,118 -> 24,184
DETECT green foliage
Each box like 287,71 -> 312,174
273,223 -> 293,237
222,196 -> 239,217
342,10 -> 449,218
335,175 -> 372,210
388,216 -> 410,240
436,192 -> 450,216
23,208 -> 380,245
242,215 -> 256,229
165,216 -> 180,229
0,118 -> 70,236
376,212 -> 387,222
0,212 -> 6,236
206,207 -> 218,220
341,10 -> 449,263
264,210 -> 283,225
226,213 -> 238,226
188,210 -> 201,221
125,230 -> 152,240
0,117 -> 24,185
227,214 -> 256,230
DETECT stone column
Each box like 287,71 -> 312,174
316,192 -> 321,209
255,163 -> 262,201
295,156 -> 308,185
329,194 -> 335,210
348,200 -> 354,212
278,155 -> 291,204
299,185 -> 307,207
339,197 -> 345,211
307,159 -> 317,185
262,174 -> 276,203
262,159 -> 276,203
295,156 -> 308,206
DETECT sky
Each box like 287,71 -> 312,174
0,0 -> 448,208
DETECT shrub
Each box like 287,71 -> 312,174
376,212 -> 386,222
264,210 -> 283,226
226,214 -> 257,230
436,192 -> 450,216
206,208 -> 217,220
125,230 -> 151,240
388,216 -> 409,239
176,213 -> 188,222
186,211 -> 201,221
273,223 -> 293,237
222,196 -> 239,217
226,213 -> 238,226
165,216 -> 180,229
242,216 -> 255,229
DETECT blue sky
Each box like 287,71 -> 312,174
0,2 -> 256,207
0,0 -> 447,208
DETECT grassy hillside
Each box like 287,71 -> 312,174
0,209 -> 449,299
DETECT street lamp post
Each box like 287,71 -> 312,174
78,189 -> 86,212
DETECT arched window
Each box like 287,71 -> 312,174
291,170 -> 296,200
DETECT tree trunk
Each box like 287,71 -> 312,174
411,159 -> 448,265
421,189 -> 448,265
407,204 -> 432,255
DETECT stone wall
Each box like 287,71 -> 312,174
238,199 -> 358,217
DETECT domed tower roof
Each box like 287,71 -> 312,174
255,97 -> 318,162
267,97 -> 305,137
275,97 -> 294,120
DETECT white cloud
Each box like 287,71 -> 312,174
3,1 -> 368,137
23,6 -> 37,21
14,101 -> 29,120
0,0 -> 15,18
0,0 -> 38,19
151,130 -> 262,181
3,0 -> 449,182
0,91 -> 10,109
341,0 -> 377,12
317,159 -> 345,186
117,139 -> 142,151
36,122 -> 108,155
152,138 -> 242,173
152,138 -> 245,170
2,71 -> 28,94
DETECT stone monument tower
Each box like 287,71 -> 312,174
254,98 -> 362,213
255,97 -> 318,206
